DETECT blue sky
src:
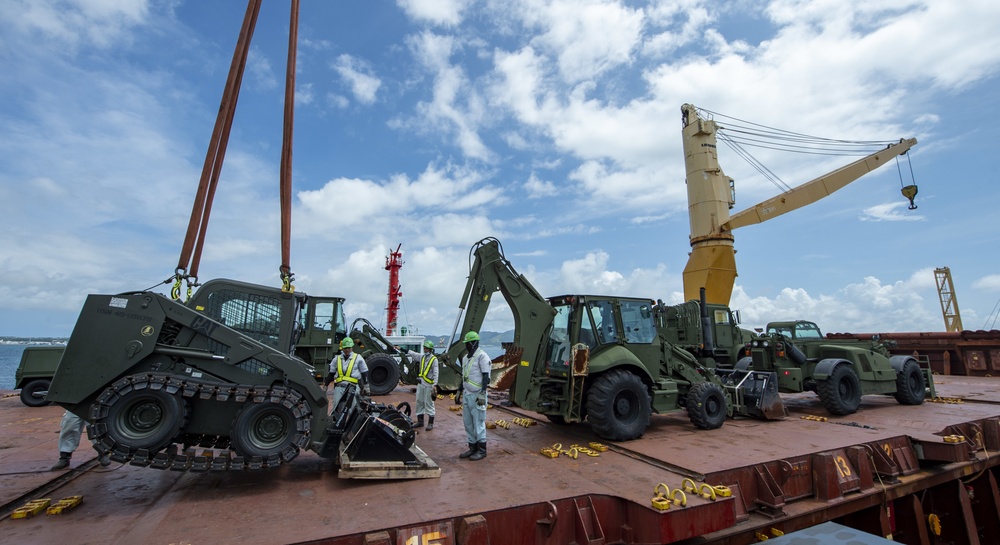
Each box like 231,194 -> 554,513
1,0 -> 999,339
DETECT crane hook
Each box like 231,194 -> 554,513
901,184 -> 918,210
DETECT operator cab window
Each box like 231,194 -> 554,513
544,303 -> 573,374
794,322 -> 823,339
587,300 -> 618,345
621,300 -> 655,344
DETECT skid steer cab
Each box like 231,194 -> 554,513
46,278 -> 439,478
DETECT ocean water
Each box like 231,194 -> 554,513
0,343 -> 507,391
0,344 -> 29,390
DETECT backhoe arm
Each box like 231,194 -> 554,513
443,238 -> 555,385
723,138 -> 917,231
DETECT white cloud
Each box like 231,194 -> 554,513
396,0 -> 471,26
332,54 -> 381,104
406,31 -> 492,160
859,201 -> 924,222
513,0 -> 644,82
524,172 -> 558,198
973,275 -> 1000,291
0,0 -> 152,52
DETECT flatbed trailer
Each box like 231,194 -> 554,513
2,377 -> 999,545
828,330 -> 1000,377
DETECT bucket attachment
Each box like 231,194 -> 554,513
323,387 -> 440,479
718,368 -> 787,420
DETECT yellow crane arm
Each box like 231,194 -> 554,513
723,138 -> 917,231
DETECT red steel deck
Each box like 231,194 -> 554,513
1,377 -> 999,545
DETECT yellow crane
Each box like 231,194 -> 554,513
680,104 -> 918,305
934,267 -> 964,332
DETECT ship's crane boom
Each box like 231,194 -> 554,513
723,138 -> 916,230
680,104 -> 918,305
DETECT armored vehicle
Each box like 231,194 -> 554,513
13,345 -> 63,407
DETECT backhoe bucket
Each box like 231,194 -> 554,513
717,369 -> 787,420
325,388 -> 440,479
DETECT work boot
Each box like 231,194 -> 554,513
425,416 -> 434,431
415,415 -> 424,429
470,441 -> 487,461
51,453 -> 71,471
99,454 -> 111,467
459,443 -> 477,459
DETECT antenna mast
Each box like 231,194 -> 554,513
385,244 -> 403,335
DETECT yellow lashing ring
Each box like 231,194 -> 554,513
651,483 -> 672,510
698,483 -> 718,501
681,478 -> 698,494
928,513 -> 942,536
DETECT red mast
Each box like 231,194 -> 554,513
384,243 -> 403,335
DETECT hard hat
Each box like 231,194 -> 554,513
423,340 -> 435,349
340,338 -> 354,349
463,331 -> 480,342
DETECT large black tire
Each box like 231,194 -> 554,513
231,399 -> 298,460
686,382 -> 727,430
19,378 -> 51,407
817,364 -> 862,415
586,369 -> 651,441
893,358 -> 926,405
366,353 -> 401,396
104,387 -> 186,452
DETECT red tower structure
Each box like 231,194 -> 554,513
384,243 -> 403,335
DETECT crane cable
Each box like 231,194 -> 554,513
699,107 -> 918,207
173,0 -> 263,300
172,0 -> 299,299
278,0 -> 300,293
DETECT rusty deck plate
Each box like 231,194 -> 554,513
1,378 -> 999,544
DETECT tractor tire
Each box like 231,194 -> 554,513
586,369 -> 651,441
893,358 -> 926,405
686,382 -> 727,430
231,399 -> 299,460
104,386 -> 187,452
366,354 -> 401,396
817,364 -> 862,415
19,378 -> 51,407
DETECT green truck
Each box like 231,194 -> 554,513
14,346 -> 64,407
721,320 -> 936,415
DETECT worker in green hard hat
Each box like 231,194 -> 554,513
327,337 -> 369,411
398,339 -> 438,431
457,331 -> 491,460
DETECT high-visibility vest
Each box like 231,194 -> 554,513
419,354 -> 437,384
335,353 -> 359,384
462,349 -> 484,389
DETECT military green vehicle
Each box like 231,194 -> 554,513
45,278 -> 437,476
660,289 -> 756,369
14,346 -> 64,407
442,238 -> 786,441
725,319 -> 935,415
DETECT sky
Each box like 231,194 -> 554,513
1,0 -> 999,340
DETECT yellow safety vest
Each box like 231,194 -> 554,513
462,349 -> 484,389
335,352 -> 359,384
419,354 -> 437,384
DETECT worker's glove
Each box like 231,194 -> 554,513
362,384 -> 371,396
476,392 -> 486,407
455,388 -> 463,405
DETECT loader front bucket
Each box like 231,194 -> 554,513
718,369 -> 787,420
332,391 -> 441,479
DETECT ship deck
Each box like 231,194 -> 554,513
1,376 -> 999,545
